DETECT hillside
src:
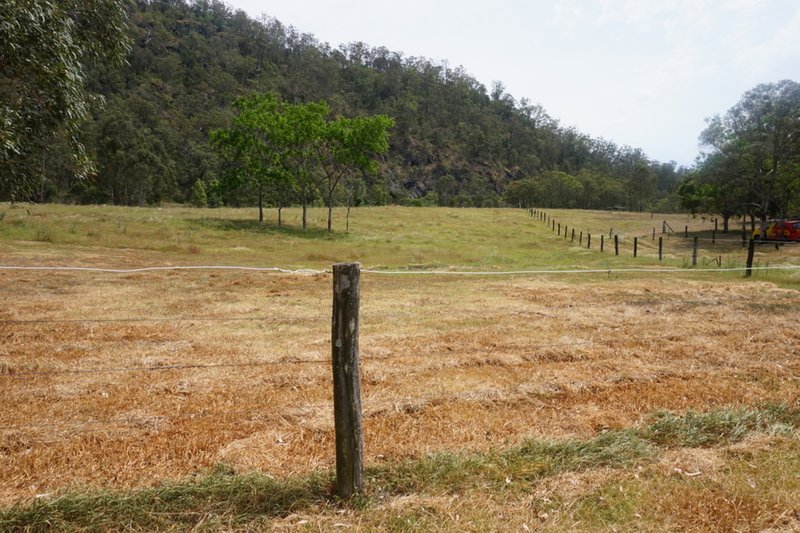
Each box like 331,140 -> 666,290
27,0 -> 683,208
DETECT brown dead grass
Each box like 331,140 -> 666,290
1,266 -> 799,506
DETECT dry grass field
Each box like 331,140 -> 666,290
1,203 -> 799,530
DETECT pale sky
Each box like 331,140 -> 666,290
228,0 -> 800,167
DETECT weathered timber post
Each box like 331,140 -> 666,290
663,221 -> 667,234
692,237 -> 698,267
332,262 -> 364,499
609,227 -> 613,237
579,231 -> 583,245
745,239 -> 755,277
552,219 -> 556,232
558,222 -> 561,236
684,225 -> 689,238
658,237 -> 663,261
715,218 -> 718,232
614,234 -> 619,256
571,228 -> 575,242
587,233 -> 591,249
633,237 -> 638,258
652,228 -> 656,240
600,234 -> 605,252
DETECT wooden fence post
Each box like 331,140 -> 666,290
600,234 -> 604,252
745,239 -> 755,277
634,237 -> 638,258
652,228 -> 655,240
614,234 -> 619,256
658,237 -> 663,261
571,228 -> 575,242
558,222 -> 561,236
684,225 -> 688,238
692,237 -> 698,267
587,233 -> 591,249
332,262 -> 364,499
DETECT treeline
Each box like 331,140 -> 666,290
679,80 -> 800,231
15,0 -> 684,209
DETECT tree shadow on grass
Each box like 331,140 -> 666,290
188,217 -> 344,240
0,469 -> 336,531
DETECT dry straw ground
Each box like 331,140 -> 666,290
1,204 -> 799,529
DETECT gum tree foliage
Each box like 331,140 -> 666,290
0,0 -> 131,201
213,93 -> 392,230
696,80 -> 800,228
211,93 -> 295,225
316,114 -> 394,231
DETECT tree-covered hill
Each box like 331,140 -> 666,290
10,0 -> 684,209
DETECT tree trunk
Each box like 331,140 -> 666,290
258,187 -> 264,223
278,206 -> 282,227
722,214 -> 730,233
302,199 -> 307,231
327,195 -> 333,233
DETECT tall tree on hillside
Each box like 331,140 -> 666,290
0,0 -> 130,201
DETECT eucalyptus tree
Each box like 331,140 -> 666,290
0,0 -> 130,201
700,80 -> 800,226
316,114 -> 394,231
211,93 -> 295,224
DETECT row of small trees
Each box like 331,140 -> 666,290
209,94 -> 393,231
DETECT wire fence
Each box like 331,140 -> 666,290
2,259 -> 799,441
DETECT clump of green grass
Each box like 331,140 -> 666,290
640,404 -> 799,447
0,465 -> 333,531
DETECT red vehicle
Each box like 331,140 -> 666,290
753,220 -> 800,241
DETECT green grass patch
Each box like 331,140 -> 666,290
641,404 -> 799,448
3,204 -> 797,280
0,466 -> 333,532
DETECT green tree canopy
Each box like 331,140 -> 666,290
698,80 -> 800,225
0,0 -> 131,201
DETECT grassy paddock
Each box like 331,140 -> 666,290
1,203 -> 799,530
2,203 -> 798,276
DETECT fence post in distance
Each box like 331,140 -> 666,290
614,234 -> 619,256
658,237 -> 663,261
332,262 -> 364,499
692,237 -> 698,266
634,237 -> 638,258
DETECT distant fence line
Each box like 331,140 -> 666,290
3,263 -> 800,278
529,208 -> 800,274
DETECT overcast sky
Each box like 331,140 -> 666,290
228,0 -> 800,167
